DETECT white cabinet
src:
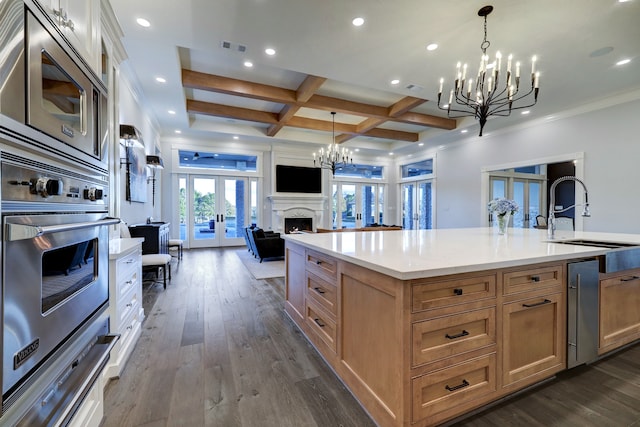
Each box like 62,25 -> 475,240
35,0 -> 101,73
104,238 -> 145,379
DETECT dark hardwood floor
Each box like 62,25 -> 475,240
102,248 -> 640,427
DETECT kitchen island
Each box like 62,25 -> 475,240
282,227 -> 640,427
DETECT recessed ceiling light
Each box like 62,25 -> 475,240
233,136 -> 239,140
244,61 -> 253,68
168,110 -> 176,115
155,77 -> 166,83
352,17 -> 365,26
426,43 -> 438,51
461,129 -> 468,133
175,130 -> 181,134
418,143 -> 424,147
390,79 -> 400,85
354,148 -> 360,152
389,152 -> 394,155
521,110 -> 530,115
619,0 -> 631,3
136,18 -> 150,27
265,48 -> 276,56
616,58 -> 631,66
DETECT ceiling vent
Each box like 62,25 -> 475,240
221,40 -> 247,53
405,84 -> 424,92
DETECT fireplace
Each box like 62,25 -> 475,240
267,195 -> 327,233
284,217 -> 313,234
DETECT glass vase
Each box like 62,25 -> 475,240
495,212 -> 511,235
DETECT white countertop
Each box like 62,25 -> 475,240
109,238 -> 144,259
283,228 -> 640,280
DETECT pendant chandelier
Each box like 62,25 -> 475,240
437,5 -> 540,136
313,112 -> 353,176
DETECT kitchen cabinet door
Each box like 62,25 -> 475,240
502,292 -> 565,388
599,273 -> 640,354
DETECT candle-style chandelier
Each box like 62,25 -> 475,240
313,112 -> 353,176
437,5 -> 540,136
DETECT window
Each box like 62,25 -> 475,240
401,159 -> 433,178
178,150 -> 257,172
334,163 -> 383,179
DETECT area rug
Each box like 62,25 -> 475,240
235,249 -> 285,279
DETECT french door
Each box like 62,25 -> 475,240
490,176 -> 543,228
332,183 -> 384,229
401,180 -> 433,230
180,175 -> 254,247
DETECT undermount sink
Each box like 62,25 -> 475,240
550,239 -> 640,249
550,239 -> 640,273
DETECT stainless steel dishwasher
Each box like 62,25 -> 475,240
567,259 -> 600,369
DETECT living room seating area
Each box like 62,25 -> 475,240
244,226 -> 285,262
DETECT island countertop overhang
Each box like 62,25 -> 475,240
282,228 -> 640,280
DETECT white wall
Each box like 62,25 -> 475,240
434,97 -> 640,233
117,69 -> 162,227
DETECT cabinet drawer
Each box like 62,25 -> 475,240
117,289 -> 139,331
412,274 -> 496,312
116,254 -> 140,280
305,300 -> 337,353
306,250 -> 337,282
412,307 -> 496,367
503,264 -> 563,296
306,271 -> 337,316
412,353 -> 496,421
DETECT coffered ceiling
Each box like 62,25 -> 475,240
109,0 -> 640,156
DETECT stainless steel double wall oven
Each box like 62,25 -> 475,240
0,0 -> 118,424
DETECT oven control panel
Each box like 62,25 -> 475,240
2,161 -> 108,206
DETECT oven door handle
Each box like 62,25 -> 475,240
6,218 -> 120,241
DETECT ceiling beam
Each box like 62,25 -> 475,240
181,69 -> 456,131
335,96 -> 428,144
267,75 -> 327,137
186,100 -> 279,124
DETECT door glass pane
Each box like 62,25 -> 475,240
361,185 -> 376,225
179,177 -> 186,240
193,177 -> 216,241
224,179 -> 245,238
528,182 -> 541,228
513,181 -> 525,228
402,183 -> 415,230
378,186 -> 384,225
341,184 -> 356,229
332,184 -> 338,229
418,182 -> 432,229
250,180 -> 257,227
491,178 -> 506,199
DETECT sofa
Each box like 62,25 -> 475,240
245,227 -> 284,262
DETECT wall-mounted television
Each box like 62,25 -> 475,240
275,165 -> 322,193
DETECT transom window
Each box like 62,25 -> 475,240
401,159 -> 433,178
334,163 -> 383,179
178,150 -> 257,172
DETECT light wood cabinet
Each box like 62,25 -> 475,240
284,243 -> 568,427
104,239 -> 144,379
412,353 -> 496,422
599,271 -> 640,353
412,307 -> 496,367
284,242 -> 306,324
501,292 -> 565,388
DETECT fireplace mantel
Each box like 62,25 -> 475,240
267,194 -> 327,233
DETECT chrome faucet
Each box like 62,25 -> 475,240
548,176 -> 590,239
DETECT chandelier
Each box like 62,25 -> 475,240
437,5 -> 540,136
313,112 -> 353,176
